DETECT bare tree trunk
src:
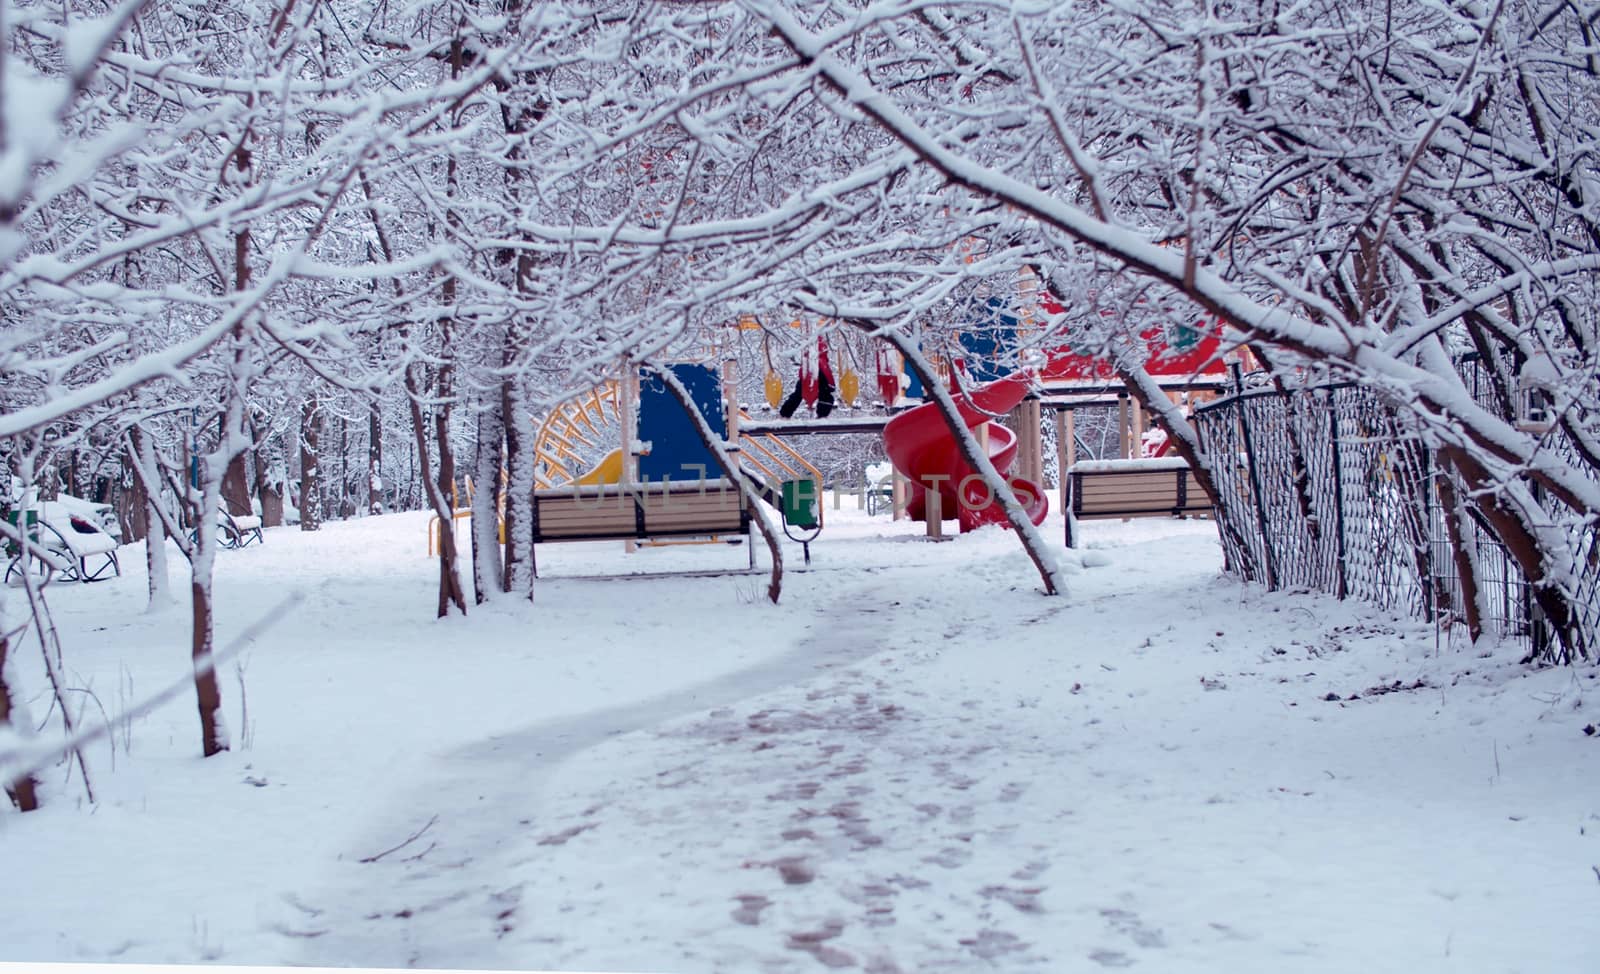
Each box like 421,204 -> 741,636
406,361 -> 468,618
190,204 -> 252,756
6,446 -> 100,797
130,426 -> 172,609
256,432 -> 284,529
368,403 -> 383,515
338,412 -> 350,519
432,347 -> 467,616
221,453 -> 251,518
0,624 -> 41,812
501,374 -> 530,597
1436,474 -> 1484,643
406,439 -> 417,511
472,393 -> 504,604
1439,445 -> 1585,662
190,568 -> 229,756
122,449 -> 148,544
358,117 -> 463,610
300,395 -> 322,532
189,371 -> 250,759
487,11 -> 548,600
63,450 -> 78,499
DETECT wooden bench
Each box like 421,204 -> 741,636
1064,458 -> 1214,547
530,481 -> 752,575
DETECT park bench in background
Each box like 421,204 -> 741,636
190,506 -> 264,550
4,507 -> 121,583
1064,457 -> 1214,548
529,481 -> 752,576
221,508 -> 265,548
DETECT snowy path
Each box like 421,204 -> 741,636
3,511 -> 1595,972
288,581 -> 898,968
283,523 -> 1598,973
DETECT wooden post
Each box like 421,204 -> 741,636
1118,394 -> 1131,458
925,479 -> 943,540
621,360 -> 637,554
1009,399 -> 1044,486
723,357 -> 739,445
722,356 -> 742,492
893,470 -> 908,520
1124,394 -> 1144,520
1054,408 -> 1070,523
620,360 -> 637,486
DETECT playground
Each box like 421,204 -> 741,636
5,286 -> 1598,973
0,504 -> 1594,971
5,269 -> 1598,974
406,273 -> 1239,596
7,7 -> 1600,971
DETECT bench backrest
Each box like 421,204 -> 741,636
531,483 -> 748,543
1069,466 -> 1213,520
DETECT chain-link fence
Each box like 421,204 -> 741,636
1191,381 -> 1591,662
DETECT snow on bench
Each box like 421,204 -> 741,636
1065,457 -> 1214,547
36,505 -> 121,582
218,507 -> 263,548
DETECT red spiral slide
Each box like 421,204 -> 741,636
881,372 -> 1050,533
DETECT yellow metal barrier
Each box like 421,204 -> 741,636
425,475 -> 506,556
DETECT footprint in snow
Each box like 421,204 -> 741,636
730,894 -> 770,926
1089,948 -> 1136,967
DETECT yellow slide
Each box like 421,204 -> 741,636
572,448 -> 625,486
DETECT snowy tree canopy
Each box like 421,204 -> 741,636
0,0 -> 1597,650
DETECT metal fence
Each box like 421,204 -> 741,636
1191,381 -> 1584,661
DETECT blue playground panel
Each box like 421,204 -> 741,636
637,363 -> 725,483
898,298 -> 1021,401
958,297 -> 1021,383
904,363 -> 925,400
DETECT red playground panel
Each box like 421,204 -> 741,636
1036,295 -> 1228,381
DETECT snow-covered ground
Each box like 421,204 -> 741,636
2,504 -> 1596,973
